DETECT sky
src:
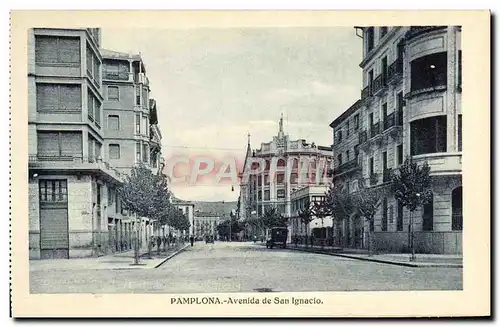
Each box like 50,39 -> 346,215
101,27 -> 363,202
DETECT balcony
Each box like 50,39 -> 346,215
387,58 -> 403,85
405,26 -> 447,41
361,85 -> 371,100
134,73 -> 149,86
370,122 -> 381,138
372,74 -> 387,96
412,152 -> 462,176
382,168 -> 393,183
28,155 -> 125,183
332,159 -> 360,177
359,130 -> 368,144
382,112 -> 403,137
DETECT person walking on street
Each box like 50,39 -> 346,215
190,235 -> 194,247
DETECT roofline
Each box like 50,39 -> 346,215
329,99 -> 362,129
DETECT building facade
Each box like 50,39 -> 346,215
28,28 -> 164,259
172,198 -> 195,237
329,26 -> 462,254
239,116 -> 333,238
193,212 -> 221,239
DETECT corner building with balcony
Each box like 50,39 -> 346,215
332,26 -> 462,254
101,49 -> 163,253
28,28 -> 126,259
239,116 -> 333,241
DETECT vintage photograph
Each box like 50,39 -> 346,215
9,10 -> 490,318
27,25 -> 464,294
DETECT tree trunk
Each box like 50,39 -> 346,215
134,216 -> 140,265
410,210 -> 416,262
367,228 -> 374,257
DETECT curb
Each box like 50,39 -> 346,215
154,244 -> 189,268
269,244 -> 463,268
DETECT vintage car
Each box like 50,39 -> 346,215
205,235 -> 215,244
265,227 -> 288,249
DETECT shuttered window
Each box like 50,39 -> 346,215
103,60 -> 129,80
108,115 -> 119,130
36,84 -> 82,112
135,113 -> 141,134
107,86 -> 119,101
142,143 -> 149,163
136,142 -> 141,162
35,35 -> 80,64
95,141 -> 102,159
37,131 -> 82,158
109,144 -> 120,159
142,87 -> 148,106
87,91 -> 101,127
135,85 -> 141,105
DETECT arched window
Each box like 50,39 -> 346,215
452,187 -> 463,230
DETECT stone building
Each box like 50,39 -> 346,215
239,115 -> 333,239
28,28 -> 164,259
193,212 -> 221,239
329,26 -> 462,254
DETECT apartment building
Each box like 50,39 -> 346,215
28,28 -> 127,259
330,26 -> 462,254
28,29 -> 165,259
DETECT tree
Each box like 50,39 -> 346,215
298,199 -> 314,247
391,156 -> 433,261
118,164 -> 171,264
352,180 -> 387,256
322,183 -> 356,247
261,206 -> 288,229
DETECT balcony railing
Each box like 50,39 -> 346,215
387,58 -> 403,83
372,74 -> 387,95
370,122 -> 381,138
382,168 -> 393,183
369,173 -> 378,186
361,85 -> 371,100
359,130 -> 368,144
405,26 -> 447,40
333,158 -> 359,176
383,113 -> 395,130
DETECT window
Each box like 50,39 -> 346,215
366,27 -> 374,52
136,142 -> 141,162
422,194 -> 434,231
108,115 -> 120,130
37,131 -> 82,158
142,87 -> 148,107
107,86 -> 119,101
354,114 -> 359,130
39,180 -> 68,202
381,198 -> 388,231
36,84 -> 81,112
397,201 -> 404,231
337,153 -> 342,166
109,144 -> 120,159
87,90 -> 101,127
337,130 -> 342,143
86,45 -> 100,83
458,114 -> 462,151
410,116 -> 447,155
380,26 -> 388,38
369,157 -> 374,175
346,150 -> 350,161
264,190 -> 270,201
397,144 -> 403,165
277,174 -> 284,184
410,52 -> 447,92
397,91 -> 404,125
135,113 -> 141,134
368,70 -> 374,92
108,188 -> 114,204
381,56 -> 388,81
142,143 -> 149,163
35,36 -> 80,64
458,50 -> 462,89
103,60 -> 129,80
346,121 -> 350,136
135,85 -> 141,105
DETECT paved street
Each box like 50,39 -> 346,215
30,242 -> 462,293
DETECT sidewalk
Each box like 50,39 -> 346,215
265,243 -> 463,268
29,244 -> 189,272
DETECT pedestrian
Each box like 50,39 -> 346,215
190,235 -> 194,247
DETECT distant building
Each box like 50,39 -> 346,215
172,197 -> 195,237
193,211 -> 221,239
239,115 -> 334,235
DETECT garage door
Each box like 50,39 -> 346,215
39,179 -> 69,259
